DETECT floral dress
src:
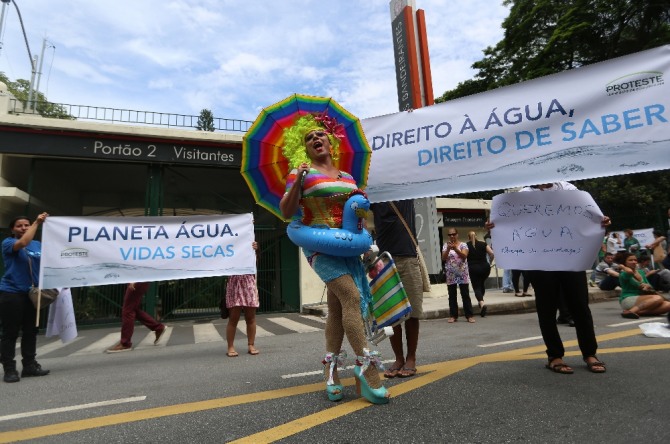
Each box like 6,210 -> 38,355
442,242 -> 470,285
225,274 -> 259,308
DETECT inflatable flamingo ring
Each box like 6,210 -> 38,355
286,191 -> 373,257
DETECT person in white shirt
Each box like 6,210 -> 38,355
605,231 -> 622,254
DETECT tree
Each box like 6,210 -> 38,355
0,72 -> 73,119
195,109 -> 215,132
437,0 -> 670,102
434,0 -> 670,229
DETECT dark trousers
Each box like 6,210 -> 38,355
447,283 -> 473,318
598,275 -> 619,291
468,262 -> 491,302
120,283 -> 163,347
512,270 -> 530,293
527,271 -> 597,360
0,291 -> 38,367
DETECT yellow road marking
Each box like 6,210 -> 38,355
0,328 -> 666,443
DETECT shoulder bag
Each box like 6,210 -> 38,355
389,202 -> 432,292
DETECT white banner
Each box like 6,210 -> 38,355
40,214 -> 256,288
490,191 -> 605,271
362,45 -> 670,203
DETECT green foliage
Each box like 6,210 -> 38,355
437,0 -> 670,230
196,108 -> 215,131
574,172 -> 670,231
0,71 -> 74,119
436,0 -> 670,102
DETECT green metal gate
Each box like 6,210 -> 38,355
4,158 -> 301,328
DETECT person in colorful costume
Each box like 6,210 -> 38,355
279,114 -> 389,404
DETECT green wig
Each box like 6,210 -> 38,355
282,114 -> 341,169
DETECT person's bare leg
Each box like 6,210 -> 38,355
244,307 -> 259,355
644,299 -> 670,316
384,325 -> 404,378
402,317 -> 419,374
326,275 -> 385,392
226,307 -> 242,357
636,295 -> 665,316
324,288 -> 344,385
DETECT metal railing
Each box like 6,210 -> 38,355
8,99 -> 253,133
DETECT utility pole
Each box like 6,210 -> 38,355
0,0 -> 11,57
26,53 -> 36,111
33,37 -> 50,100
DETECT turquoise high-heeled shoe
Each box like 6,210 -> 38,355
323,351 -> 346,402
354,349 -> 389,405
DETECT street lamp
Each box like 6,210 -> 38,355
0,1 -> 13,56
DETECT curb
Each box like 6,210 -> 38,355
302,289 -> 619,320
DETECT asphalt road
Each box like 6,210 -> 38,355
0,300 -> 668,443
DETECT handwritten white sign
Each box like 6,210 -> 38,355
490,190 -> 604,271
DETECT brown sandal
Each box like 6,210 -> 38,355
545,359 -> 573,374
584,357 -> 606,373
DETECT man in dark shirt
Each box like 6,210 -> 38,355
370,200 -> 423,378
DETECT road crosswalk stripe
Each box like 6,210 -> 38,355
267,317 -> 321,333
33,315 -> 324,356
193,323 -> 223,343
240,324 -> 274,337
136,326 -> 172,348
300,314 -> 326,324
73,333 -> 119,355
36,337 -> 82,356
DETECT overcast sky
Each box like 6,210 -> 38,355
0,0 -> 508,124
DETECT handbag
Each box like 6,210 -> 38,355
27,253 -> 59,310
28,287 -> 59,309
389,202 -> 432,292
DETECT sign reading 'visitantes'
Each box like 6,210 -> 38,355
0,128 -> 239,166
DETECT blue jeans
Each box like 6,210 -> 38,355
502,269 -> 513,290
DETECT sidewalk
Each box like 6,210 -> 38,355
302,283 -> 620,319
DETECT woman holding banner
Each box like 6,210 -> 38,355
0,213 -> 51,383
487,182 -> 611,375
225,241 -> 260,357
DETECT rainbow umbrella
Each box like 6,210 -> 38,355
241,94 -> 372,220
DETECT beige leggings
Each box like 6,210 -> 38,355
325,274 -> 382,389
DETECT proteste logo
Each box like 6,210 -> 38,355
60,248 -> 89,258
605,71 -> 664,96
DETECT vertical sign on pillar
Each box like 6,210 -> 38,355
389,0 -> 441,274
390,0 -> 422,111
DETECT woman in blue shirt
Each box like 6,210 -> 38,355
0,213 -> 51,383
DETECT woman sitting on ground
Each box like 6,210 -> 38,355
616,251 -> 670,318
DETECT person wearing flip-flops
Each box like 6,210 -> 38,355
486,182 -> 611,375
225,241 -> 260,357
371,200 -> 423,379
